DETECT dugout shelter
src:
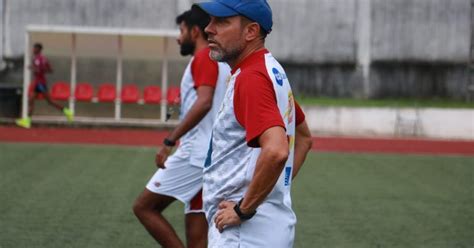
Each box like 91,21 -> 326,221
22,25 -> 186,126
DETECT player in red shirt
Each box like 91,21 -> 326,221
16,43 -> 73,128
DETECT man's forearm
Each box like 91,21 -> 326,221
292,121 -> 312,179
239,147 -> 288,214
167,98 -> 211,141
239,127 -> 289,214
292,137 -> 312,179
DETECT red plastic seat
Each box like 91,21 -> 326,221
51,81 -> 70,101
166,86 -> 181,105
143,85 -> 162,104
75,82 -> 94,102
121,84 -> 140,103
98,83 -> 116,102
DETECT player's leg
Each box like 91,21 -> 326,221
28,91 -> 37,116
42,88 -> 74,121
134,149 -> 203,247
43,91 -> 64,111
185,190 -> 207,248
133,189 -> 185,248
185,213 -> 207,248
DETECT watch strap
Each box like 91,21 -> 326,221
163,138 -> 176,147
233,198 -> 256,221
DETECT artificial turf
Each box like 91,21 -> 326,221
0,142 -> 472,248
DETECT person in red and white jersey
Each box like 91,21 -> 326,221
16,43 -> 73,128
196,0 -> 313,247
133,6 -> 230,248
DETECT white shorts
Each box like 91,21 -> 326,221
207,202 -> 296,248
146,147 -> 204,214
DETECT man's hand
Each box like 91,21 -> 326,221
214,201 -> 241,233
155,146 -> 173,169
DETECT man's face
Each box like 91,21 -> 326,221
177,22 -> 195,56
205,16 -> 245,63
33,47 -> 41,55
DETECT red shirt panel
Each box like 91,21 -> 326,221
295,101 -> 305,126
191,47 -> 218,89
233,49 -> 306,147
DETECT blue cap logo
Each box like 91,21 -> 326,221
272,67 -> 286,86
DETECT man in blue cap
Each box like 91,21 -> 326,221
195,0 -> 313,247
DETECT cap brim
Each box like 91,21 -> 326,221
195,2 -> 239,17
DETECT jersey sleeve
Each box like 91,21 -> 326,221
191,49 -> 219,89
234,71 -> 285,147
295,100 -> 306,126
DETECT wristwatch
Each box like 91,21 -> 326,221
163,138 -> 176,147
233,198 -> 256,221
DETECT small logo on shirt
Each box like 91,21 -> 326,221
272,68 -> 287,86
284,167 -> 292,186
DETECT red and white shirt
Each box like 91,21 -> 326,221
178,47 -> 230,167
203,49 -> 305,234
32,54 -> 50,84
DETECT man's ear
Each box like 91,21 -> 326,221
191,26 -> 201,40
244,22 -> 261,42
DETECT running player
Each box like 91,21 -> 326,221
16,43 -> 73,128
133,7 -> 230,248
196,0 -> 312,247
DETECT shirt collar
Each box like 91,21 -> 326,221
231,48 -> 269,75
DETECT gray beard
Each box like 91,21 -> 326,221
210,46 -> 242,63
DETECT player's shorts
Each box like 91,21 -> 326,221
34,83 -> 48,93
146,147 -> 204,214
207,202 -> 296,248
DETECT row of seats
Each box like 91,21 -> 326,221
30,81 -> 181,105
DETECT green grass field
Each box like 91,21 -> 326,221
295,96 -> 474,109
0,142 -> 473,248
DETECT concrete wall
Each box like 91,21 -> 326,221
304,106 -> 474,140
0,0 -> 472,99
368,0 -> 471,99
2,0 -> 179,56
0,0 -> 4,70
371,0 -> 470,63
268,0 -> 357,63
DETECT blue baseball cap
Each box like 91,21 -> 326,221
195,0 -> 273,33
